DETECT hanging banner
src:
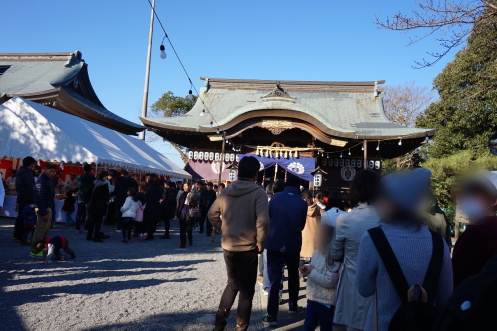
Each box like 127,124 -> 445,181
239,154 -> 315,181
186,160 -> 232,180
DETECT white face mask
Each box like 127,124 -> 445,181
459,197 -> 492,223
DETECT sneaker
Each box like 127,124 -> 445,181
30,251 -> 43,257
262,289 -> 269,296
56,256 -> 65,261
127,240 -> 132,244
288,305 -> 300,314
262,314 -> 277,327
115,229 -> 122,233
258,277 -> 263,285
142,233 -> 148,241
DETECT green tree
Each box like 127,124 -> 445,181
147,91 -> 197,163
150,91 -> 197,117
417,16 -> 497,159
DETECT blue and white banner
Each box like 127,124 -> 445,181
238,154 -> 315,181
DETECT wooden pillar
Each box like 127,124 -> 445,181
363,140 -> 368,169
218,134 -> 226,186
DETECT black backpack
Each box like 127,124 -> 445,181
434,254 -> 497,331
368,227 -> 444,331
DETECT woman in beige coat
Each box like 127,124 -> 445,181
300,191 -> 322,267
331,170 -> 381,331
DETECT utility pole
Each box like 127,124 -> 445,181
140,0 -> 155,141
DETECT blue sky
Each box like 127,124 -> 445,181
1,0 -> 460,167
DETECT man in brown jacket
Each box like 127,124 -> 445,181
209,156 -> 269,331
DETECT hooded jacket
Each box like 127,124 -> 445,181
208,180 -> 269,252
15,166 -> 35,203
78,172 -> 95,203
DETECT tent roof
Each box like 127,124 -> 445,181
0,97 -> 190,178
0,51 -> 145,135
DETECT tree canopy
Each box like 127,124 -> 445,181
416,17 -> 497,159
150,91 -> 197,117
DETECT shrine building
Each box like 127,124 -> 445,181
0,51 -> 145,135
142,77 -> 435,188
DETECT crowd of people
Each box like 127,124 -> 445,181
4,157 -> 225,259
209,156 -> 497,331
2,154 -> 497,331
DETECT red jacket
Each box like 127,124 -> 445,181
452,216 -> 497,287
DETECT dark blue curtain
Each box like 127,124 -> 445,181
239,154 -> 315,181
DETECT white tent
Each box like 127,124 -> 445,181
0,97 -> 190,178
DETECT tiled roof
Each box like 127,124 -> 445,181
141,77 -> 434,139
0,51 -> 145,133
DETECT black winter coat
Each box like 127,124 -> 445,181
15,166 -> 35,203
143,184 -> 163,220
161,187 -> 177,216
89,182 -> 110,216
34,173 -> 55,216
115,176 -> 138,208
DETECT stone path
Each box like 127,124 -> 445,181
0,217 -> 266,331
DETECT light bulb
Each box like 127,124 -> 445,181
210,121 -> 213,129
348,149 -> 351,156
376,140 -> 380,151
160,45 -> 167,59
425,134 -> 429,142
327,153 -> 329,158
200,109 -> 205,116
361,145 -> 364,151
398,138 -> 402,146
216,128 -> 220,134
187,90 -> 193,100
340,152 -> 343,158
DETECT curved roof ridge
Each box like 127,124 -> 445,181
201,77 -> 385,86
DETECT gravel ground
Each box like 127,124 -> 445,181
0,217 -> 264,331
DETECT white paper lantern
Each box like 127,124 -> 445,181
328,158 -> 333,166
375,161 -> 381,169
322,158 -> 327,166
236,154 -> 240,162
351,159 -> 356,168
345,159 -> 350,167
230,154 -> 235,162
194,151 -> 199,160
357,160 -> 362,168
199,152 -> 204,160
334,159 -> 339,167
188,151 -> 193,159
339,159 -> 345,167
369,160 -> 375,169
225,154 -> 230,162
209,152 -> 214,161
215,152 -> 220,161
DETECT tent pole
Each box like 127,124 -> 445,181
363,140 -> 367,169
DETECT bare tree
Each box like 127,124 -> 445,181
375,0 -> 497,67
381,81 -> 436,170
382,80 -> 437,127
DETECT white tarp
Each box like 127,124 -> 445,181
0,97 -> 190,178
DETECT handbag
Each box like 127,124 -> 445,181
189,206 -> 201,218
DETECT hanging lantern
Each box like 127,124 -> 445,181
265,150 -> 269,158
215,152 -> 220,161
260,149 -> 264,157
288,151 -> 292,158
229,169 -> 237,181
313,169 -> 323,188
230,154 -> 235,162
295,150 -> 298,158
194,151 -> 199,160
284,150 -> 288,158
256,148 -> 260,156
188,151 -> 193,159
199,152 -> 204,161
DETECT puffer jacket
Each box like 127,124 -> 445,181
34,172 -> 55,217
88,180 -> 109,216
121,196 -> 139,218
135,200 -> 146,222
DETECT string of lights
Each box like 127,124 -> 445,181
145,0 -> 223,133
145,0 -> 430,157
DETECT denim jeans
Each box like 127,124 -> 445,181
303,300 -> 335,331
65,211 -> 74,224
267,250 -> 300,318
214,249 -> 258,331
262,249 -> 283,298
